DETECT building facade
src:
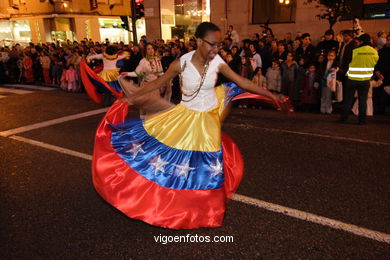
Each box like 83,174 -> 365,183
0,0 -> 142,45
144,0 -> 390,43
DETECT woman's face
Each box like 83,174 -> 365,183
287,53 -> 293,61
327,52 -> 336,61
318,55 -> 325,63
146,45 -> 155,56
278,44 -> 285,52
198,30 -> 222,60
249,44 -> 255,52
241,57 -> 246,64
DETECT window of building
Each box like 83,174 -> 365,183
252,0 -> 296,24
347,0 -> 390,19
160,0 -> 210,41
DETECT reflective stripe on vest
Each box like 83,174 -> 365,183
347,46 -> 378,81
346,72 -> 374,78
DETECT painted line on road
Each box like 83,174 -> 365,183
226,123 -> 390,146
0,87 -> 34,94
1,84 -> 57,91
9,135 -> 93,160
5,134 -> 390,244
232,194 -> 390,244
0,108 -> 108,137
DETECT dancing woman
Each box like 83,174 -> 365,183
121,43 -> 171,115
93,22 -> 281,229
80,45 -> 128,104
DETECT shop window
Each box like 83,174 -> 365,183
160,0 -> 210,41
252,0 -> 296,24
346,0 -> 390,19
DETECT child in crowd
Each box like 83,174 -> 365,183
248,67 -> 268,109
321,50 -> 338,114
65,64 -> 79,92
352,74 -> 384,116
266,61 -> 282,93
238,55 -> 254,80
60,67 -> 67,91
301,64 -> 320,111
252,67 -> 267,89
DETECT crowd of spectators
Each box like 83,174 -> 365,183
0,25 -> 389,115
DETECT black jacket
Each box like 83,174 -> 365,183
337,40 -> 356,79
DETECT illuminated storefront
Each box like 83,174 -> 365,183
50,18 -> 76,43
0,20 -> 31,45
160,0 -> 210,41
99,18 -> 131,43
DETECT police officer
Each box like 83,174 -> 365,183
340,33 -> 379,124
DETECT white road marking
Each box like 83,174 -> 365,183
226,123 -> 390,146
232,194 -> 390,244
1,84 -> 56,91
9,135 -> 92,160
0,108 -> 108,137
0,87 -> 33,94
5,134 -> 390,244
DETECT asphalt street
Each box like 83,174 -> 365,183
1,85 -> 389,259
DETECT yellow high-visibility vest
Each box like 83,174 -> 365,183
347,45 -> 378,81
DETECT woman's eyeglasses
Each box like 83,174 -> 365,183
202,39 -> 224,49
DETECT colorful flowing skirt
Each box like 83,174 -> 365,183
93,83 -> 248,229
80,61 -> 123,104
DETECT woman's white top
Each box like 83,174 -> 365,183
88,53 -> 127,70
179,51 -> 225,111
127,57 -> 163,83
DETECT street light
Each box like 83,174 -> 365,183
278,0 -> 290,4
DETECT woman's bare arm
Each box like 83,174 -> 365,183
123,59 -> 181,99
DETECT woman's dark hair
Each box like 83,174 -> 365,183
195,22 -> 220,39
143,43 -> 156,57
254,67 -> 262,75
105,45 -> 117,55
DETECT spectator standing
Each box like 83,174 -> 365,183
295,33 -> 316,68
374,34 -> 390,114
376,31 -> 387,50
266,60 -> 282,93
337,30 -> 356,99
320,50 -> 338,114
273,42 -> 287,63
301,64 -> 320,111
65,64 -> 78,92
40,51 -> 51,84
340,34 -> 379,124
281,52 -> 299,107
248,42 -> 262,70
23,52 -> 34,83
316,29 -> 339,55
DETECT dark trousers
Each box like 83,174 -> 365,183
341,79 -> 370,123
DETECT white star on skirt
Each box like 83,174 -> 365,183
175,159 -> 195,179
149,155 -> 169,176
210,159 -> 223,177
127,142 -> 145,159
